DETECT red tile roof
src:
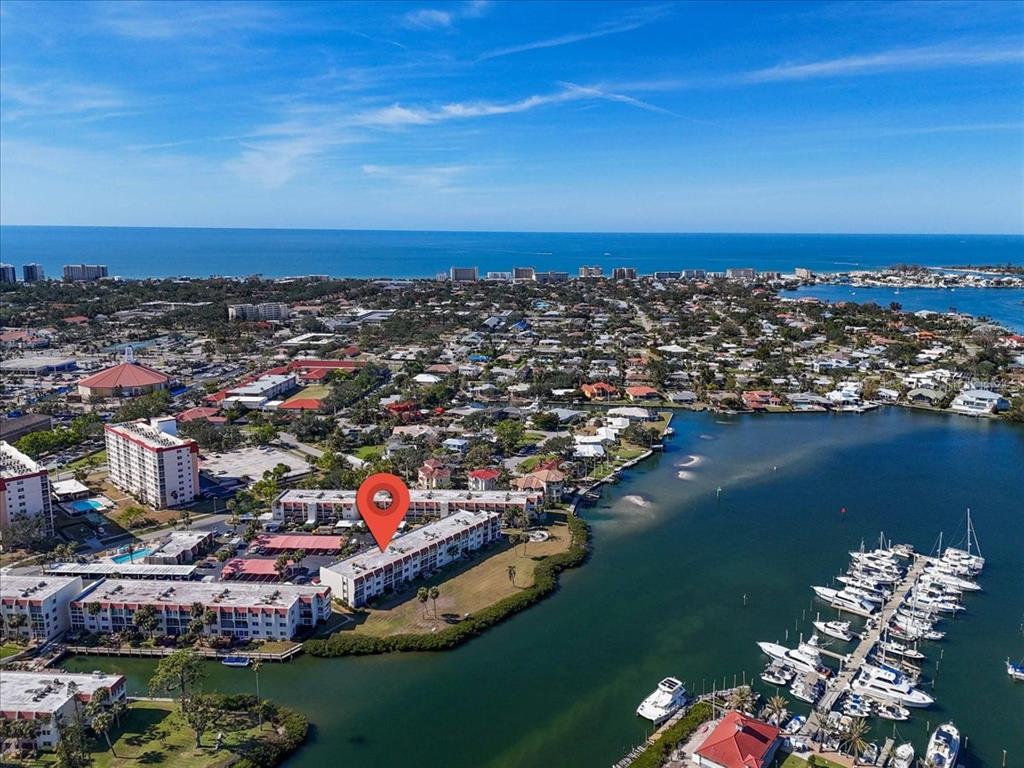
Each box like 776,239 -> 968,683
468,468 -> 501,480
177,407 -> 225,423
278,398 -> 323,410
696,712 -> 780,768
78,362 -> 169,389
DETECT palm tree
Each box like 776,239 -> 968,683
727,685 -> 755,714
765,694 -> 788,725
429,586 -> 440,618
417,587 -> 429,618
506,564 -> 517,587
252,660 -> 264,730
842,717 -> 871,758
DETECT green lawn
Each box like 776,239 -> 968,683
777,754 -> 847,768
65,449 -> 107,470
0,642 -> 26,659
353,444 -> 385,460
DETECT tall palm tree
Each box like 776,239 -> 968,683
842,717 -> 871,758
727,685 -> 755,714
252,661 -> 263,730
429,586 -> 440,618
765,694 -> 788,725
506,564 -> 517,587
417,587 -> 429,618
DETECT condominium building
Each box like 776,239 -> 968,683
272,487 -> 543,526
612,267 -> 638,280
1,441 -> 54,537
62,264 -> 108,282
449,266 -> 479,282
0,575 -> 84,642
320,510 -> 502,606
227,302 -> 291,322
223,373 -> 297,409
69,580 -> 332,641
0,671 -> 127,751
104,418 -> 199,508
0,264 -> 15,284
725,267 -> 756,280
512,266 -> 536,282
22,263 -> 45,282
578,265 -> 603,278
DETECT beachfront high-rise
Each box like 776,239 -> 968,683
62,263 -> 108,282
104,418 -> 199,508
0,441 -> 54,538
227,302 -> 291,321
21,263 -> 45,282
0,264 -> 15,284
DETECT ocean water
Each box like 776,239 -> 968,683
789,285 -> 1024,332
65,408 -> 1024,768
1,226 -> 1022,279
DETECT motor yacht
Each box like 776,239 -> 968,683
841,694 -> 872,718
873,700 -> 911,721
926,722 -> 961,768
757,635 -> 828,675
636,677 -> 689,725
813,620 -> 856,642
812,586 -> 877,615
1007,658 -> 1024,681
761,662 -> 795,686
878,639 -> 926,661
891,743 -> 915,768
850,663 -> 933,707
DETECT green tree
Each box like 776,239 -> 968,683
149,648 -> 206,713
182,694 -> 217,748
494,420 -> 525,455
417,587 -> 429,618
428,586 -> 440,618
132,604 -> 159,638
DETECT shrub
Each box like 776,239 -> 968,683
304,515 -> 591,657
628,701 -> 713,768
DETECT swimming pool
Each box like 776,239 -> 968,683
111,548 -> 152,564
69,499 -> 105,513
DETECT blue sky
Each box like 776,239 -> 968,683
1,0 -> 1022,233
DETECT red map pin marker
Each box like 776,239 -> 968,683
356,473 -> 411,552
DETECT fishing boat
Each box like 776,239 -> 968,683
761,662 -> 795,686
873,700 -> 910,721
1007,658 -> 1024,681
926,722 -> 961,768
891,743 -> 915,768
636,677 -> 689,725
841,693 -> 872,718
813,620 -> 856,642
221,656 -> 252,668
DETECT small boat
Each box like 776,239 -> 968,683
782,714 -> 805,735
636,677 -> 689,725
926,722 -> 961,768
1007,658 -> 1024,681
873,700 -> 910,721
879,639 -> 926,661
841,694 -> 872,718
891,742 -> 915,768
221,656 -> 252,668
761,662 -> 794,686
857,742 -> 880,766
814,620 -> 856,642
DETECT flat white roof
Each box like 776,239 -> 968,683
75,579 -> 328,610
0,575 -> 80,601
0,671 -> 124,714
323,510 -> 500,580
107,420 -> 191,450
277,488 -> 538,504
1,441 -> 45,479
228,374 -> 295,397
46,562 -> 197,578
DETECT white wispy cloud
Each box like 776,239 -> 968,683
97,1 -> 278,40
745,43 -> 1024,82
477,5 -> 669,61
361,163 -> 473,189
0,73 -> 127,122
403,0 -> 492,30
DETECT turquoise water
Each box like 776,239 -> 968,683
1,226 -> 1021,279
111,548 -> 152,564
65,409 -> 1024,767
69,499 -> 105,513
790,285 -> 1024,332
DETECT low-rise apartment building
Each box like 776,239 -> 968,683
0,441 -> 54,537
104,418 -> 199,508
320,510 -> 502,606
70,580 -> 332,641
0,575 -> 84,642
227,302 -> 291,322
0,671 -> 126,751
272,487 -> 543,526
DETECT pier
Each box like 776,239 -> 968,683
800,554 -> 928,737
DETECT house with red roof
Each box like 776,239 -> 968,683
176,407 -> 227,425
418,458 -> 451,489
694,711 -> 780,768
742,390 -> 781,411
77,361 -> 170,400
625,385 -> 660,401
468,467 -> 501,491
581,382 -> 618,400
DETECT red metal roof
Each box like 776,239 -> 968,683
255,534 -> 344,551
78,362 -> 169,389
279,398 -> 323,410
696,712 -> 780,768
468,468 -> 501,480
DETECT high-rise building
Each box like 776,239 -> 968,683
681,269 -> 707,280
726,267 -> 756,280
104,418 -> 199,508
62,264 -> 108,282
535,271 -> 569,283
795,267 -> 814,279
579,265 -> 603,278
0,264 -> 16,284
449,266 -> 479,282
612,267 -> 638,280
0,441 -> 54,538
227,302 -> 291,321
512,266 -> 536,282
21,263 -> 45,282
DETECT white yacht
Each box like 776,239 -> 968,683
873,700 -> 910,721
813,620 -> 856,642
761,662 -> 795,686
812,586 -> 877,615
1007,658 -> 1024,681
879,639 -> 926,661
921,564 -> 980,592
926,722 -> 961,768
636,677 -> 689,725
757,635 -> 828,675
850,663 -> 933,707
908,590 -> 963,613
891,743 -> 915,768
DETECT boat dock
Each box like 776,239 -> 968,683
800,554 -> 928,736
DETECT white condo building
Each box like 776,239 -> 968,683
105,418 -> 199,508
70,580 -> 332,641
0,575 -> 84,642
227,302 -> 291,322
1,441 -> 54,537
0,671 -> 127,751
320,510 -> 502,606
272,487 -> 543,526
